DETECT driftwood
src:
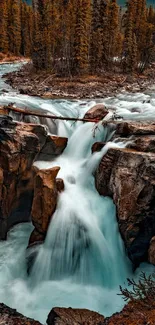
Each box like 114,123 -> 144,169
4,104 -> 101,123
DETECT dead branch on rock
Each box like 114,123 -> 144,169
4,104 -> 101,124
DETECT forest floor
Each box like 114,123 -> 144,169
4,62 -> 155,99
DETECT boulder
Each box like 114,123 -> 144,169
38,135 -> 68,161
129,135 -> 155,153
148,236 -> 155,265
31,167 -> 60,237
0,303 -> 42,325
116,121 -> 155,136
47,307 -> 104,325
95,147 -> 155,266
84,104 -> 108,120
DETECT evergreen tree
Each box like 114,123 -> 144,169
0,0 -> 9,53
73,0 -> 92,74
90,0 -> 101,73
8,0 -> 21,55
123,0 -> 138,72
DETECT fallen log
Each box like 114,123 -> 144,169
4,104 -> 101,123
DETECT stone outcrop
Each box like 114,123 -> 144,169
0,115 -> 47,239
38,135 -> 68,161
0,300 -> 155,325
84,104 -> 108,120
29,167 -> 60,246
0,114 -> 65,240
95,121 -> 155,267
47,307 -> 105,325
0,303 -> 42,325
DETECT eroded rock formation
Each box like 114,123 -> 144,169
0,115 -> 47,239
0,114 -> 65,240
95,121 -> 155,266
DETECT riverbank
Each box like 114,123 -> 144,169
0,53 -> 29,65
4,62 -> 155,99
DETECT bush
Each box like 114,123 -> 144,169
119,272 -> 155,307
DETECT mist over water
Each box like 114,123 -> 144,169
0,64 -> 154,323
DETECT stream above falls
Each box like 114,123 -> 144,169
0,63 -> 154,323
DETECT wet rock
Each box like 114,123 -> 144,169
130,135 -> 155,152
116,121 -> 155,136
92,142 -> 105,153
31,167 -> 60,236
84,104 -> 108,120
28,229 -> 45,247
95,147 -> 155,266
148,236 -> 155,265
47,307 -> 105,325
56,178 -> 65,192
38,135 -> 68,161
0,303 -> 42,325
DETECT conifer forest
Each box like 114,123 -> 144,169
0,0 -> 155,75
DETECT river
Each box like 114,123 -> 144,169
0,63 -> 154,324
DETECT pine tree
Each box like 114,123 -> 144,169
107,0 -> 120,67
100,0 -> 109,66
72,0 -> 92,74
123,0 -> 138,72
89,0 -> 101,73
0,0 -> 9,53
32,0 -> 52,70
20,1 -> 33,57
8,0 -> 21,55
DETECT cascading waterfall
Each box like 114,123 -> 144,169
0,63 -> 154,323
31,122 -> 131,288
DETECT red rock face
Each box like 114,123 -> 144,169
84,104 -> 108,121
95,121 -> 155,267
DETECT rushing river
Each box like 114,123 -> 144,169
0,63 -> 154,323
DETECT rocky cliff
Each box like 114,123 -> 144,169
95,121 -> 155,267
0,113 -> 67,244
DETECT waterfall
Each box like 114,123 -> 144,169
32,122 -> 131,288
0,63 -> 154,324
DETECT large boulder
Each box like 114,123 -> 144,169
0,303 -> 42,325
47,307 -> 104,325
29,167 -> 60,246
95,123 -> 155,267
84,104 -> 108,120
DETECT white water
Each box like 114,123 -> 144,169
0,64 -> 154,323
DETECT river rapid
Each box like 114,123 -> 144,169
0,63 -> 154,324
